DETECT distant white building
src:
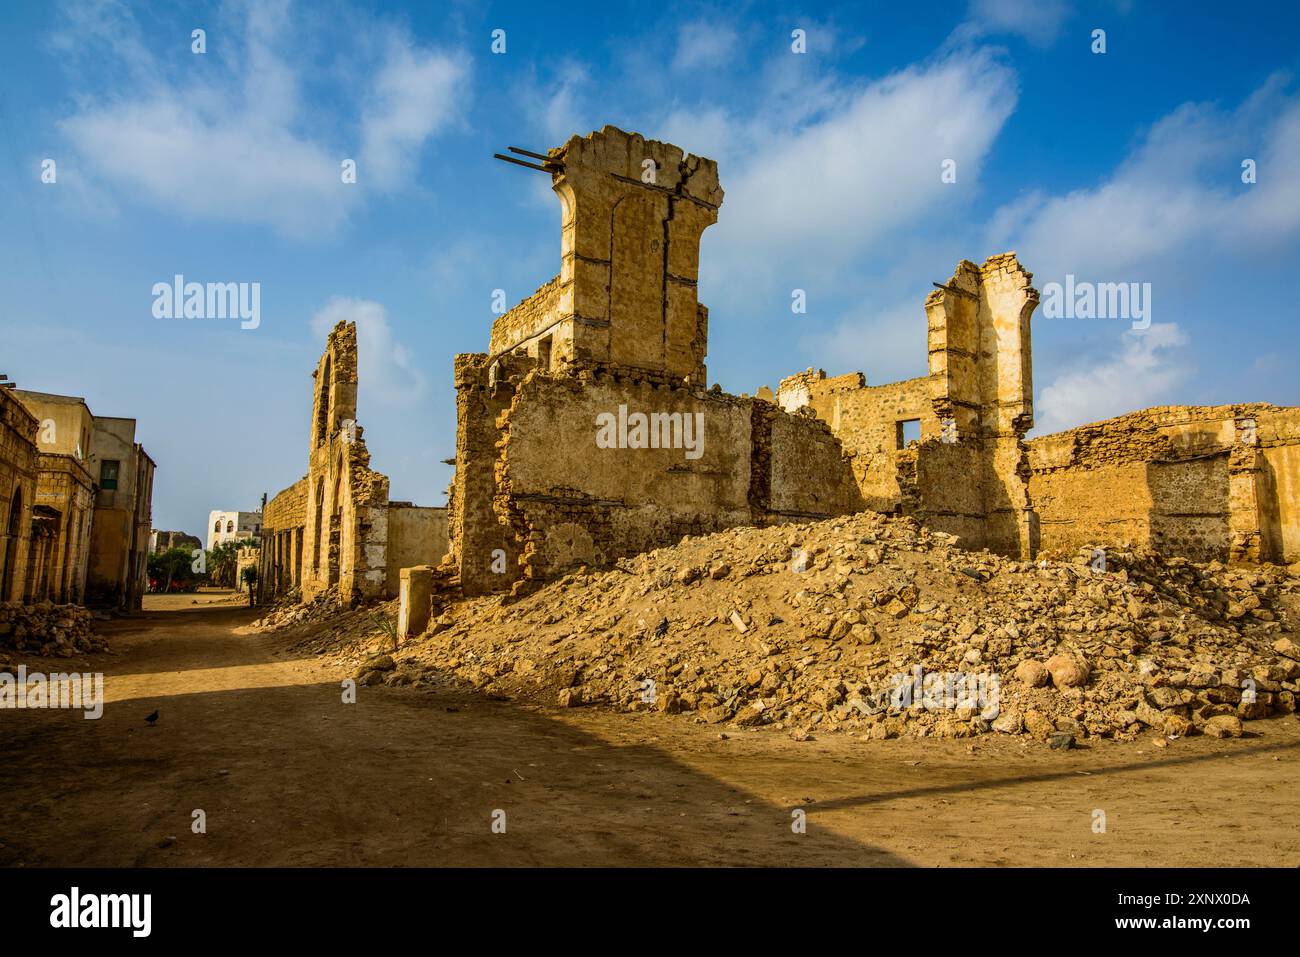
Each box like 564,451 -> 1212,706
207,509 -> 262,551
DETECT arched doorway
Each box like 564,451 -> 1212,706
1,488 -> 22,601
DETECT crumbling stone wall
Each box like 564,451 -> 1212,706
775,370 -> 935,511
920,254 -> 1037,555
1028,404 -> 1300,564
1259,408 -> 1300,563
446,127 -> 862,595
259,475 -> 307,597
450,363 -> 861,593
489,126 -> 720,383
488,277 -> 561,360
447,353 -> 527,596
260,322 -> 445,605
298,322 -> 390,603
774,254 -> 1038,557
0,389 -> 39,603
386,503 -> 448,596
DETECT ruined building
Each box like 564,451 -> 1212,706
152,529 -> 202,554
768,259 -> 1300,566
770,254 -> 1038,558
1026,404 -> 1300,564
266,126 -> 1296,623
443,126 -> 863,596
259,321 -> 447,603
0,384 -> 155,609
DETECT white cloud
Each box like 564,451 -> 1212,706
361,38 -> 468,188
672,21 -> 739,71
962,0 -> 1072,47
807,296 -> 929,385
518,60 -> 594,147
987,73 -> 1300,280
984,73 -> 1300,432
310,297 -> 426,404
703,47 -> 1018,292
62,95 -> 351,238
55,1 -> 469,238
1035,322 -> 1190,433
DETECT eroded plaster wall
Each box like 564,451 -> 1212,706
386,503 -> 448,596
264,321 -> 445,605
1028,404 -> 1300,564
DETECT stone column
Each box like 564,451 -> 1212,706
397,565 -> 434,642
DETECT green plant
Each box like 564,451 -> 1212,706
373,612 -> 398,650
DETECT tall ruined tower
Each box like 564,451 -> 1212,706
487,126 -> 724,384
301,321 -> 390,603
920,253 -> 1038,556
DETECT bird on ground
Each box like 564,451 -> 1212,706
145,710 -> 159,726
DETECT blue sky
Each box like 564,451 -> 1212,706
2,0 -> 1298,536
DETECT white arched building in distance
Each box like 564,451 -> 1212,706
206,509 -> 261,551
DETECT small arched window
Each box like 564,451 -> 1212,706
214,521 -> 221,533
226,521 -> 234,532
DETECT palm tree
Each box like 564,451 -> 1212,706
240,564 -> 259,606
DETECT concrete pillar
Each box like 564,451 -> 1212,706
397,564 -> 434,642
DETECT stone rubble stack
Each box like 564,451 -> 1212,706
256,509 -> 1300,744
248,586 -> 341,630
247,587 -> 401,661
0,601 -> 103,656
418,512 -> 1297,742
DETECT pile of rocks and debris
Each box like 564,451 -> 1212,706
246,587 -> 400,658
0,602 -> 103,656
249,586 -> 342,630
266,510 -> 1300,744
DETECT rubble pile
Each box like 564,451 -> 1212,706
424,512 -> 1300,742
249,587 -> 342,631
247,587 -> 400,659
267,510 -> 1300,743
0,602 -> 103,656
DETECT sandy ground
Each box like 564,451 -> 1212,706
2,589 -> 1298,867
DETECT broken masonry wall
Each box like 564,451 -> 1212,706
546,126 -> 721,383
300,321 -> 390,604
449,353 -> 525,596
774,369 -> 936,513
910,440 -> 988,548
774,254 -> 1039,558
1026,404 -> 1300,564
488,276 -> 563,367
1258,408 -> 1300,563
486,369 -> 862,587
919,253 -> 1037,557
385,503 -> 448,596
261,475 -> 308,598
766,407 -> 865,519
339,445 -> 389,602
493,372 -> 752,584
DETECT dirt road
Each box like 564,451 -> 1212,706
2,592 -> 1298,867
